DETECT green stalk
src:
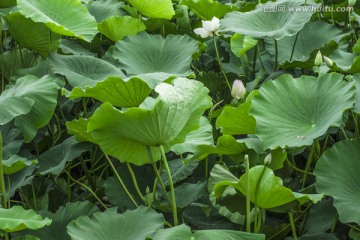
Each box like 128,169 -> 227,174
104,154 -> 138,208
273,39 -> 278,71
289,32 -> 299,62
0,17 -> 4,93
0,132 -> 7,209
126,162 -> 145,201
160,145 -> 178,226
79,156 -> 96,191
213,36 -> 231,90
152,162 -> 171,205
245,155 -> 251,232
289,211 -> 298,240
302,146 -> 314,188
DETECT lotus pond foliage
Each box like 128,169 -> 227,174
0,0 -> 360,239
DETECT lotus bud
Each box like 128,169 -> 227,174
231,79 -> 246,100
314,50 -> 323,66
323,56 -> 333,68
348,0 -> 356,7
264,154 -> 272,165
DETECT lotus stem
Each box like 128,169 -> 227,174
160,145 -> 178,226
104,154 -> 138,208
273,38 -> 278,71
126,162 -> 145,201
213,36 -> 231,91
289,211 -> 298,240
0,132 -> 7,209
245,155 -> 251,232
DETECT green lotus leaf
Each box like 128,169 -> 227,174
86,0 -> 126,23
231,34 -> 258,58
3,155 -> 37,175
17,0 -> 98,42
250,73 -> 355,149
193,135 -> 248,160
67,206 -> 164,240
0,0 -> 16,8
20,201 -> 98,240
69,76 -> 152,108
88,78 -> 212,165
0,206 -> 51,232
0,75 -> 58,142
37,137 -> 92,175
127,0 -> 175,20
216,91 -> 257,135
314,139 -> 360,225
180,0 -> 236,20
153,224 -> 265,240
49,53 -> 126,88
214,165 -> 323,209
6,12 -> 61,57
220,0 -> 313,40
60,39 -> 95,56
66,119 -> 96,143
111,32 -> 198,77
330,45 -> 360,74
98,16 -> 146,42
171,116 -> 213,155
265,21 -> 342,66
354,74 -> 360,114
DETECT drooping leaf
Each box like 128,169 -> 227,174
0,206 -> 51,232
153,224 -> 265,240
3,155 -> 37,175
20,201 -> 98,240
180,0 -> 236,20
231,34 -> 258,58
171,116 -> 213,155
354,73 -> 360,114
127,0 -> 175,20
250,73 -> 355,149
66,119 -> 96,143
37,137 -> 92,175
216,91 -> 257,135
193,135 -> 248,160
0,0 -> 16,8
69,76 -> 152,108
6,12 -> 61,57
98,16 -> 145,42
0,75 -> 58,142
330,45 -> 360,74
220,0 -> 313,40
86,0 -> 126,23
111,32 -> 198,77
50,53 -> 125,88
314,139 -> 360,225
214,165 -> 323,210
17,0 -> 98,42
88,78 -> 212,165
67,206 -> 164,240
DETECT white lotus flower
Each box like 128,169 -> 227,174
231,80 -> 246,100
194,17 -> 220,38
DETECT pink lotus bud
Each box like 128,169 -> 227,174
231,80 -> 246,100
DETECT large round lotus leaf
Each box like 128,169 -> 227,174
220,0 -> 313,40
112,32 -> 198,76
314,139 -> 360,225
250,73 -> 355,149
17,0 -> 98,42
87,78 -> 212,165
6,13 -> 61,57
69,76 -> 152,108
67,206 -> 164,240
98,16 -> 146,42
0,206 -> 51,232
265,21 -> 342,66
49,53 -> 125,88
214,166 -> 323,210
127,0 -> 175,20
0,75 -> 58,142
153,224 -> 265,240
180,0 -> 236,20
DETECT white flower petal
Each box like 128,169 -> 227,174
202,20 -> 216,32
210,17 -> 220,30
194,28 -> 211,38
